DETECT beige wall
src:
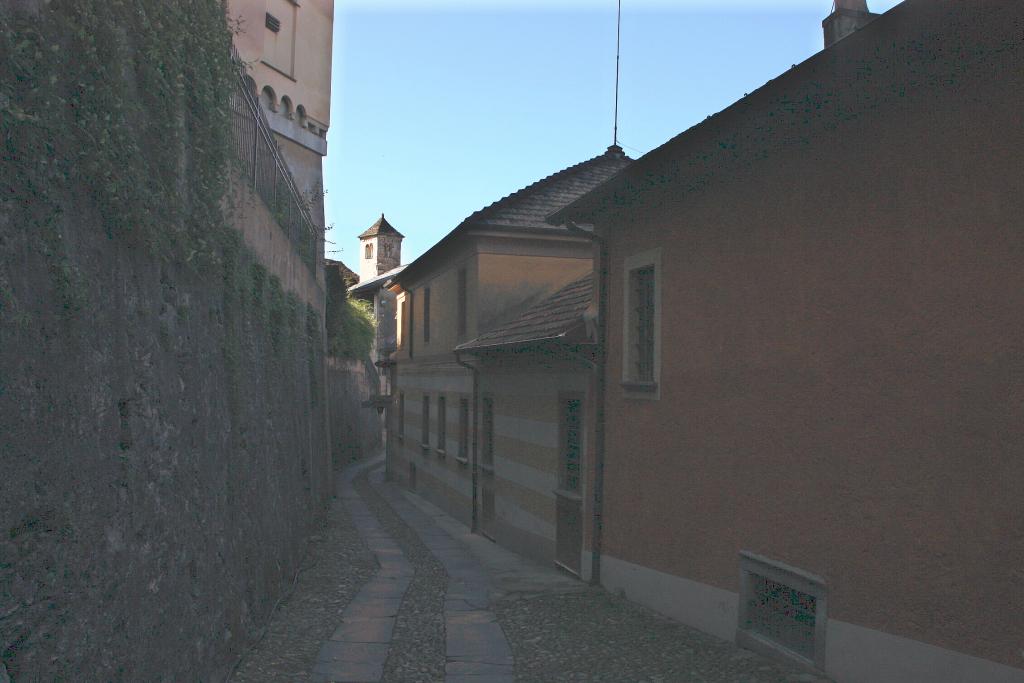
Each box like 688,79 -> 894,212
598,0 -> 1024,676
229,174 -> 324,314
389,231 -> 595,562
479,366 -> 592,568
476,253 -> 591,334
394,243 -> 591,363
388,368 -> 475,528
228,0 -> 333,131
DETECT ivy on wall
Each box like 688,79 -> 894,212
327,295 -> 374,360
1,0 -> 236,265
323,263 -> 374,360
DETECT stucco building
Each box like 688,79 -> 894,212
228,0 -> 333,232
454,275 -> 598,573
385,147 -> 631,558
552,0 -> 1024,681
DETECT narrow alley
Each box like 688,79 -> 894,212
228,457 -> 832,683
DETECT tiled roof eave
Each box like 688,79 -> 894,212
455,333 -> 596,355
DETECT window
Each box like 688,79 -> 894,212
560,397 -> 583,492
457,268 -> 467,339
265,12 -> 281,32
631,267 -> 655,381
365,243 -> 373,260
423,287 -> 431,343
481,397 -> 494,468
436,396 -> 446,455
458,398 -> 470,463
737,552 -> 828,670
622,249 -> 662,397
421,395 -> 430,451
407,291 -> 414,358
260,85 -> 277,112
398,392 -> 405,441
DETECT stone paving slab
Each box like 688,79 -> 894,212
310,659 -> 383,682
341,600 -> 402,619
446,660 -> 517,675
310,459 -> 414,683
367,465 -> 517,683
330,618 -> 395,644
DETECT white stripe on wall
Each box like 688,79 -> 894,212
494,455 -> 557,501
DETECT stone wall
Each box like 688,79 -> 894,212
327,357 -> 383,468
0,190 -> 331,679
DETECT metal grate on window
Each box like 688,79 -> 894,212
744,574 -> 817,661
631,266 -> 655,382
265,13 -> 281,32
562,399 -> 582,491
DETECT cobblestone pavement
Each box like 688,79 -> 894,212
234,456 -> 834,682
495,589 -> 831,683
353,467 -> 447,682
229,471 -> 377,683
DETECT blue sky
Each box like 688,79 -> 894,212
324,1 -> 903,266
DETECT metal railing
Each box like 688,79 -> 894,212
229,50 -> 319,270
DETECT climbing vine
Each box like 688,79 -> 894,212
1,0 -> 236,266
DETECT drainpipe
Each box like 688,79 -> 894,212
566,220 -> 608,586
454,349 -> 480,533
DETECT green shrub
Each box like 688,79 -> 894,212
327,293 -> 374,360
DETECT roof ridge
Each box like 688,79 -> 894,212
459,147 -> 631,228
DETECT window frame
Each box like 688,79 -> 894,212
436,395 -> 447,457
557,393 -> 584,495
621,248 -> 662,399
736,551 -> 828,672
457,397 -> 470,466
420,394 -> 430,452
407,290 -> 414,358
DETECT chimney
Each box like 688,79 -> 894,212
822,0 -> 878,49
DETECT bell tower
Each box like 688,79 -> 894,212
358,214 -> 404,282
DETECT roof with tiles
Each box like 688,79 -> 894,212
456,275 -> 593,352
393,146 -> 631,287
349,264 -> 407,296
461,145 -> 631,231
358,213 -> 404,239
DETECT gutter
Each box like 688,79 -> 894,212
453,349 -> 480,533
565,220 -> 608,587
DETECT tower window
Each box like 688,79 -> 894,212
365,243 -> 373,260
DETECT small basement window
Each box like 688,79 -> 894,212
737,551 -> 827,671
